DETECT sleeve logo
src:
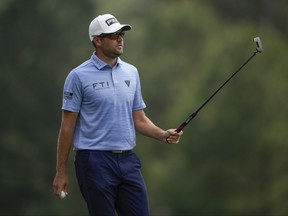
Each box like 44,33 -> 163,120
64,91 -> 73,100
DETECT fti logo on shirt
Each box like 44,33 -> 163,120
92,82 -> 110,90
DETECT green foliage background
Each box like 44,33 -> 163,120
1,0 -> 287,215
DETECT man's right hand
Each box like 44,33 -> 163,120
53,172 -> 69,199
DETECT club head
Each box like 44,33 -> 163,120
254,37 -> 263,53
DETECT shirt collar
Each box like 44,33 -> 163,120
91,52 -> 122,70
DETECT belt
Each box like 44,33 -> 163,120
77,150 -> 132,154
110,150 -> 131,154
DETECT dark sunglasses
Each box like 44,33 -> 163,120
98,31 -> 125,40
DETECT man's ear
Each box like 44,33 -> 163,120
92,37 -> 102,46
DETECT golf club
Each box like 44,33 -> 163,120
175,37 -> 263,133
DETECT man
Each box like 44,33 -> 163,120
52,14 -> 183,216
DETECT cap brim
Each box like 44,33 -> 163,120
90,23 -> 132,41
103,24 -> 132,34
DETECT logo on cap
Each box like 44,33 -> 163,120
105,18 -> 119,26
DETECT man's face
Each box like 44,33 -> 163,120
96,30 -> 125,59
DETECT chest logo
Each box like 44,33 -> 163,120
92,81 -> 110,90
125,80 -> 130,87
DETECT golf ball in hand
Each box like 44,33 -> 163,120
60,191 -> 67,199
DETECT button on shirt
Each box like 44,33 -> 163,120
62,52 -> 146,150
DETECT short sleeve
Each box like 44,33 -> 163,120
61,71 -> 82,112
132,70 -> 146,111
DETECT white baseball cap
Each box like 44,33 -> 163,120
89,14 -> 132,41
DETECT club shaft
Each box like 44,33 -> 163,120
175,51 -> 258,133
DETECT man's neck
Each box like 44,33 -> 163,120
95,52 -> 117,67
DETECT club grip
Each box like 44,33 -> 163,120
175,112 -> 197,132
175,123 -> 186,133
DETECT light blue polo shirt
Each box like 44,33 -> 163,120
62,52 -> 146,150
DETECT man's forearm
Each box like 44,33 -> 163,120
56,128 -> 74,174
134,116 -> 167,142
133,110 -> 183,144
56,111 -> 78,173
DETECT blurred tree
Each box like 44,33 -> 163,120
163,8 -> 288,216
0,0 -> 94,214
203,0 -> 288,36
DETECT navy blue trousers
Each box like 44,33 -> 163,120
74,150 -> 150,216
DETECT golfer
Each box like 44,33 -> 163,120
52,14 -> 183,216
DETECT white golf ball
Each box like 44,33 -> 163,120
60,190 -> 67,199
